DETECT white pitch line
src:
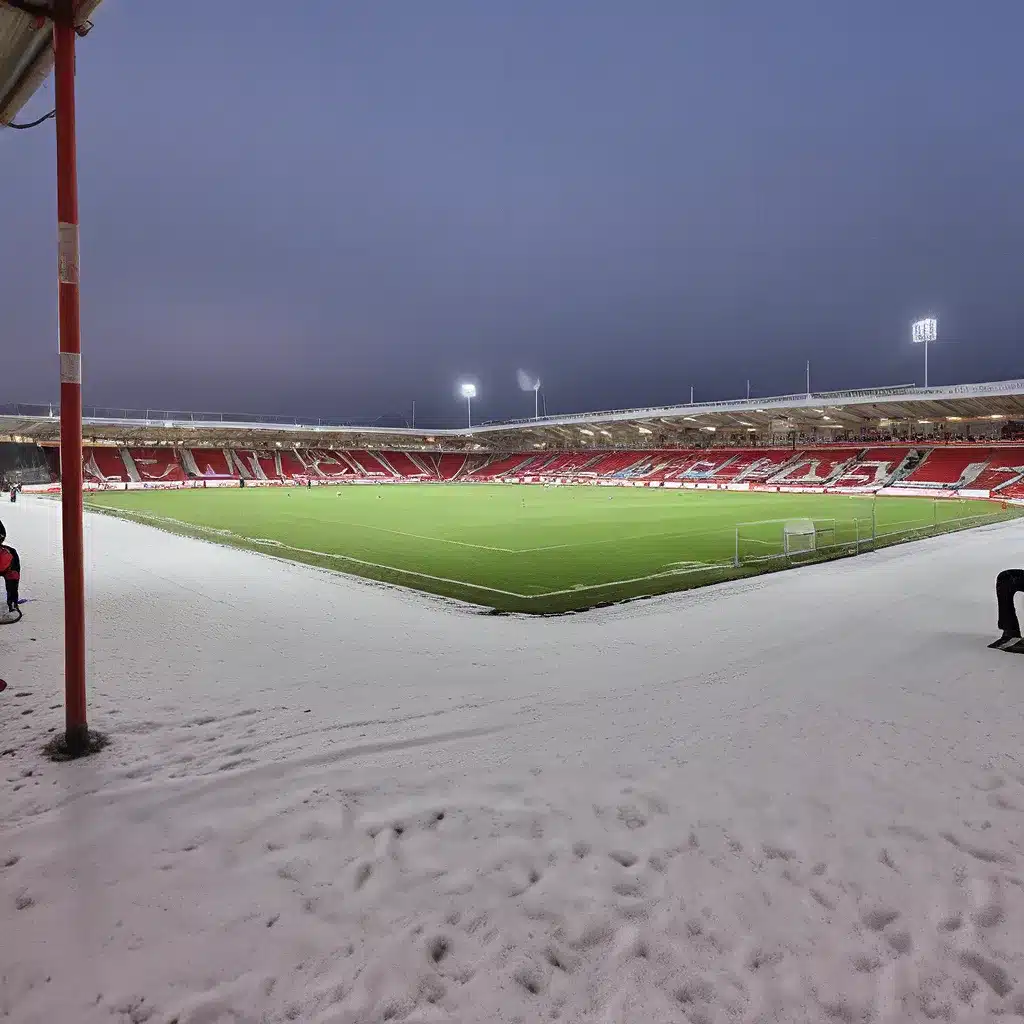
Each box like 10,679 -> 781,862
513,527 -> 710,553
527,561 -> 730,599
83,495 -> 1019,608
240,537 -> 527,597
320,519 -> 515,553
83,504 -> 526,598
83,502 -> 734,605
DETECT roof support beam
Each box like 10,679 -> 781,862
0,1 -> 50,18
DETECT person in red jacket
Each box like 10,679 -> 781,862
0,519 -> 20,619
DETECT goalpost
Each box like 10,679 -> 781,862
733,518 -> 838,568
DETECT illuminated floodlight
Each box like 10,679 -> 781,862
911,318 -> 937,387
458,381 -> 477,428
911,318 -> 937,343
516,370 -> 542,418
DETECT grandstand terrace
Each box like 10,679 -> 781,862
3,379 -> 1024,499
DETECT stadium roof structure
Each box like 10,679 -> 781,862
0,0 -> 100,125
479,378 -> 1024,447
3,378 -> 1024,450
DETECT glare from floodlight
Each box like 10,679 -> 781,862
460,382 -> 477,399
516,368 -> 539,392
911,318 -> 937,344
911,317 -> 937,387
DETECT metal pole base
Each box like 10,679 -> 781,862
44,724 -> 108,761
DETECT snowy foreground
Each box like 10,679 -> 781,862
2,499 -> 1024,1024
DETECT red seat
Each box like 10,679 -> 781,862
770,448 -> 857,486
278,451 -> 308,478
189,449 -> 238,479
583,451 -> 649,477
306,450 -> 357,478
347,450 -> 395,477
714,449 -> 797,482
436,454 -> 470,480
83,447 -> 130,483
130,448 -> 186,482
829,447 -> 914,489
380,451 -> 430,478
902,448 -> 993,488
467,454 -> 537,479
969,448 -> 1024,492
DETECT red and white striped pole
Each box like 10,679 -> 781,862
54,0 -> 88,753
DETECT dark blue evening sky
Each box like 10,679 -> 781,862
3,0 -> 1023,426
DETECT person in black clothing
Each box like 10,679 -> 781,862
990,569 -> 1024,652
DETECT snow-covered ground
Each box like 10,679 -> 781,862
2,496 -> 1024,1023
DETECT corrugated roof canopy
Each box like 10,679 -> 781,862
0,0 -> 101,125
2,380 -> 1024,449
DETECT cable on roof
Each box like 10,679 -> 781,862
7,108 -> 54,129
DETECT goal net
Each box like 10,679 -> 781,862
734,518 -> 837,567
784,518 -> 816,556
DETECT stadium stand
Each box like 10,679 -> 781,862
129,448 -> 186,483
715,449 -> 796,483
12,443 -> 1024,500
347,450 -> 397,478
83,447 -> 131,483
230,450 -> 267,480
278,451 -> 309,479
248,450 -> 282,481
668,450 -> 745,480
467,454 -> 538,480
434,454 -> 468,480
829,447 -> 914,490
582,451 -> 649,478
379,451 -> 431,479
305,450 -> 357,479
187,448 -> 239,479
901,447 -> 994,489
0,442 -> 56,486
626,451 -> 696,482
969,447 -> 1024,493
769,448 -> 857,487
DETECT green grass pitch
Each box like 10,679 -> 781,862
84,484 -> 1013,614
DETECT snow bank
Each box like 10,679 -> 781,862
2,497 -> 1024,1022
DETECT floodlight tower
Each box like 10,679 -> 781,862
534,379 -> 541,420
460,382 -> 477,428
912,318 -> 937,388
